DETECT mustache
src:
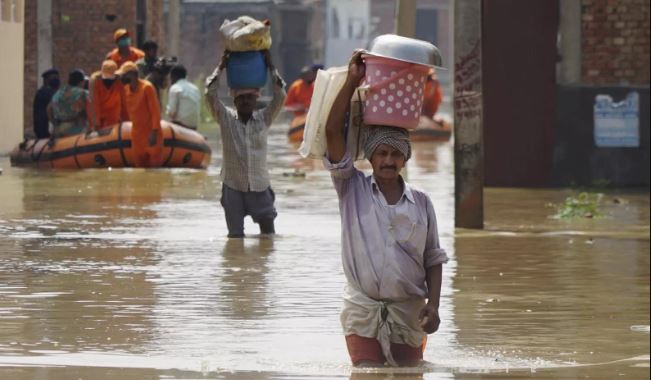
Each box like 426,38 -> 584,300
380,165 -> 397,171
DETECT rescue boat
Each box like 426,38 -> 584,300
10,121 -> 212,169
409,116 -> 453,142
287,114 -> 306,143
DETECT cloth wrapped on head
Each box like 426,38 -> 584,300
229,88 -> 261,99
363,125 -> 412,161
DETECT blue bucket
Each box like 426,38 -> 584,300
226,51 -> 268,89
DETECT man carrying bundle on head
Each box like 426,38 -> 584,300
205,49 -> 286,238
324,50 -> 448,368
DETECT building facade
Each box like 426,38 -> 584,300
23,0 -> 164,138
1,0 -> 24,154
478,0 -> 649,187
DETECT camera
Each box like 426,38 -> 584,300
153,56 -> 178,75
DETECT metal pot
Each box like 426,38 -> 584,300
365,34 -> 443,68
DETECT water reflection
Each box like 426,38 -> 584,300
220,237 -> 275,319
0,124 -> 649,379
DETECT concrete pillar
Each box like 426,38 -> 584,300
395,0 -> 417,38
453,0 -> 484,229
557,0 -> 581,84
0,0 -> 25,154
37,0 -> 52,82
168,0 -> 180,57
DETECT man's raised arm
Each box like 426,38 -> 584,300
325,50 -> 366,163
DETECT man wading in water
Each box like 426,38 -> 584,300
205,50 -> 286,238
324,50 -> 448,367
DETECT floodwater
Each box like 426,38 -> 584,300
0,121 -> 648,379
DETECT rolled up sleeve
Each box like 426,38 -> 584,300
205,66 -> 228,125
323,152 -> 359,198
424,198 -> 449,268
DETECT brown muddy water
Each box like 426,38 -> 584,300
0,124 -> 648,379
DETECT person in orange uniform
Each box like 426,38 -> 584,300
89,60 -> 129,130
106,28 -> 145,68
284,65 -> 319,117
117,62 -> 163,168
284,64 -> 322,141
421,69 -> 443,119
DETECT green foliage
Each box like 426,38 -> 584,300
553,192 -> 604,219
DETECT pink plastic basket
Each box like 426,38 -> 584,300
362,55 -> 430,129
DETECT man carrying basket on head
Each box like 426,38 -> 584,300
205,48 -> 286,238
324,49 -> 448,368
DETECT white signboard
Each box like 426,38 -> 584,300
594,92 -> 640,148
325,0 -> 370,68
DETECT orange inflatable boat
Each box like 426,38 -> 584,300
409,116 -> 453,142
287,114 -> 306,143
10,121 -> 212,169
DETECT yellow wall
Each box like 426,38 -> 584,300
0,1 -> 25,155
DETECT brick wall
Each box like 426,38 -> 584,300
582,0 -> 650,85
22,0 -> 163,136
51,0 -> 135,78
23,0 -> 37,135
147,0 -> 165,53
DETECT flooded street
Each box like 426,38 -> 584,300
0,124 -> 648,379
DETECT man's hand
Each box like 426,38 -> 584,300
346,49 -> 366,88
219,50 -> 230,70
148,130 -> 158,146
418,303 -> 441,334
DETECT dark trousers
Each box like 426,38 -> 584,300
220,184 -> 277,237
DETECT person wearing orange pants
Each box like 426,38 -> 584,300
422,69 -> 443,119
117,62 -> 163,168
89,60 -> 130,130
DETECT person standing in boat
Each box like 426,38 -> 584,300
135,40 -> 168,103
88,60 -> 130,131
421,69 -> 443,119
284,64 -> 320,117
33,68 -> 60,139
117,62 -> 163,168
283,64 -> 322,141
324,51 -> 448,367
166,64 -> 200,130
205,50 -> 286,238
48,69 -> 89,138
106,28 -> 145,68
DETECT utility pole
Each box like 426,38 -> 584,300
168,0 -> 180,57
454,0 -> 484,228
395,0 -> 417,37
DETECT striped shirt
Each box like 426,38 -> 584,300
205,66 -> 286,192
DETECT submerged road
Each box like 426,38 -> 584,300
0,122 -> 648,379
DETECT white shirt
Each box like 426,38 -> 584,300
166,79 -> 201,128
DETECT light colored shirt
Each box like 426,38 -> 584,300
166,79 -> 201,128
205,66 -> 286,192
325,152 -> 448,362
325,152 -> 448,301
